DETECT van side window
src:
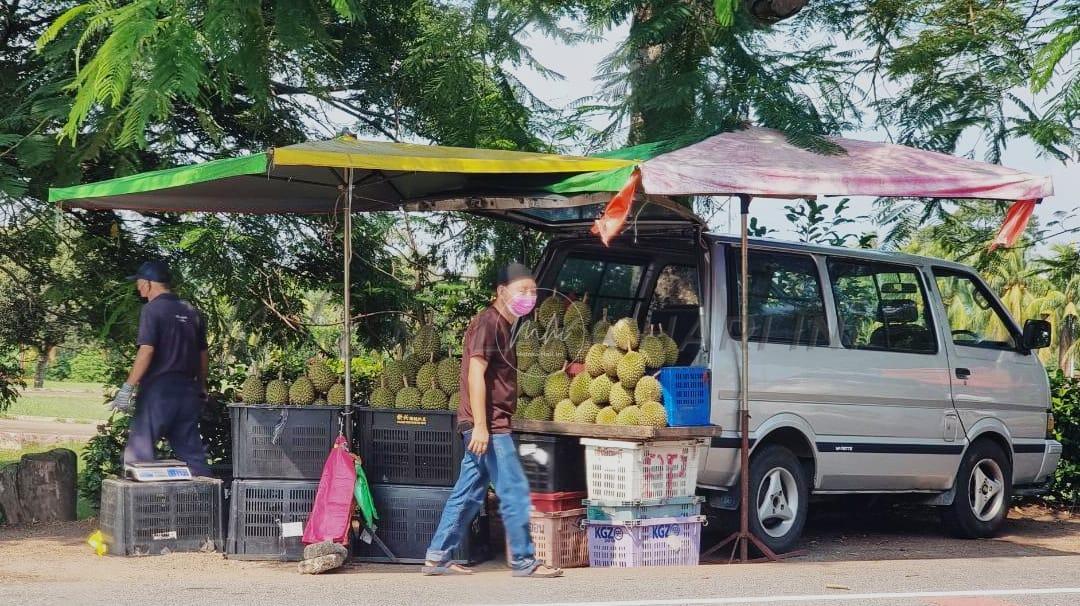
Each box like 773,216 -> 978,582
652,265 -> 700,307
553,255 -> 647,320
933,270 -> 1017,350
827,259 -> 937,354
727,249 -> 829,347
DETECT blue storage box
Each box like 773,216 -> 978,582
657,366 -> 710,426
583,496 -> 703,522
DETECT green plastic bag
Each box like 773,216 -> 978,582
354,462 -> 378,529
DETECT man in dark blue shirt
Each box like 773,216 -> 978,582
109,261 -> 211,476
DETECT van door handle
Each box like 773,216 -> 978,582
955,368 -> 971,379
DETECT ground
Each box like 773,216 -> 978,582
2,503 -> 1078,606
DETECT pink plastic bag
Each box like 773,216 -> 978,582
302,435 -> 357,545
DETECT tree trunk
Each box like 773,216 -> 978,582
0,448 -> 78,525
33,350 -> 47,389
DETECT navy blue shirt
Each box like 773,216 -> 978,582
137,293 -> 207,383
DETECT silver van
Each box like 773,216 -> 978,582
519,204 -> 1061,554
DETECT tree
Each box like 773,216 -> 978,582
1031,245 -> 1080,375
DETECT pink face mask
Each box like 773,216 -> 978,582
508,293 -> 537,317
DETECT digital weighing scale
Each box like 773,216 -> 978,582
124,460 -> 193,482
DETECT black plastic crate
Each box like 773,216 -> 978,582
357,409 -> 463,487
514,432 -> 586,493
229,404 -> 344,479
100,478 -> 223,556
353,483 -> 489,565
225,479 -> 317,561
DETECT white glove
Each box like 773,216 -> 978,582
108,383 -> 135,412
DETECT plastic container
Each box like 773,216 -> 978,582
582,438 -> 705,502
657,366 -> 711,427
530,491 -> 587,513
587,516 -> 705,568
514,432 -> 587,493
357,409 -> 463,487
228,404 -> 344,479
226,479 -> 317,561
583,496 -> 703,522
529,508 -> 590,568
353,484 -> 489,565
100,478 -> 223,556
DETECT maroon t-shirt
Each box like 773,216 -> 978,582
456,305 -> 518,434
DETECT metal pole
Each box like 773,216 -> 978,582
738,194 -> 751,563
343,168 -> 354,414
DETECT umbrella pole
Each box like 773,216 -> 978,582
702,195 -> 800,564
342,167 -> 354,435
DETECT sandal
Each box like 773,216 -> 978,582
512,562 -> 563,578
421,562 -> 475,576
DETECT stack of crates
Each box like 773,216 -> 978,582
582,437 -> 708,567
353,408 -> 488,565
225,404 -> 343,561
513,432 -> 590,569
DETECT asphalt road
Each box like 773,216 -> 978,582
3,502 -> 1079,606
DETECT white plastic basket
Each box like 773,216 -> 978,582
581,438 -> 705,503
587,516 -> 705,567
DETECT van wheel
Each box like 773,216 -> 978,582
748,444 -> 809,554
940,440 -> 1012,539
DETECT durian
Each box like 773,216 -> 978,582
640,401 -> 668,428
395,378 -> 422,410
564,326 -> 590,363
659,326 -> 679,366
403,353 -> 424,383
635,375 -> 662,405
289,376 -> 317,405
265,372 -> 289,405
413,325 -> 438,360
536,292 -> 564,328
615,405 -> 642,426
602,347 -> 622,378
538,331 -> 568,373
568,372 -> 591,404
592,308 -> 611,345
563,294 -> 592,333
553,399 -> 577,423
436,357 -> 460,393
609,382 -> 634,412
616,349 -> 646,388
516,321 -> 540,369
381,358 -> 405,394
544,368 -> 571,403
519,364 -> 546,397
640,326 -> 666,370
595,406 -> 618,425
574,399 -> 601,424
365,379 -> 389,408
448,391 -> 461,411
612,318 -> 640,351
421,386 -> 448,410
513,397 -> 531,419
588,374 -> 612,405
532,398 -> 554,421
584,344 -> 606,378
240,373 -> 265,403
416,355 -> 439,393
306,356 -> 338,393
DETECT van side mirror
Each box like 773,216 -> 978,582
1022,319 -> 1051,350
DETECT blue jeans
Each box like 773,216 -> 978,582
123,374 -> 211,476
426,431 -> 536,570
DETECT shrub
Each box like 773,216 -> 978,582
67,349 -> 111,383
1047,371 -> 1080,506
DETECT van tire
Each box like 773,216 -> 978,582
747,444 -> 809,555
940,440 -> 1012,539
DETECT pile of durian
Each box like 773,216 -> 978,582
366,325 -> 462,411
238,356 -> 347,406
514,293 -> 679,427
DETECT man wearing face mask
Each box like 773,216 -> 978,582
108,260 -> 212,477
422,263 -> 562,578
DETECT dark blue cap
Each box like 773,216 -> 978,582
127,261 -> 172,283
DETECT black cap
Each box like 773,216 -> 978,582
496,262 -> 533,286
126,260 -> 172,284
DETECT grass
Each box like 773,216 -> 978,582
3,381 -> 108,422
1,440 -> 95,520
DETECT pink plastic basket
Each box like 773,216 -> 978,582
586,516 -> 704,567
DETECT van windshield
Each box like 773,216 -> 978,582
552,256 -> 648,319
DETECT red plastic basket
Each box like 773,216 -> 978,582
531,491 -> 586,513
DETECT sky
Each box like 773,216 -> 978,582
509,23 -> 1079,246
